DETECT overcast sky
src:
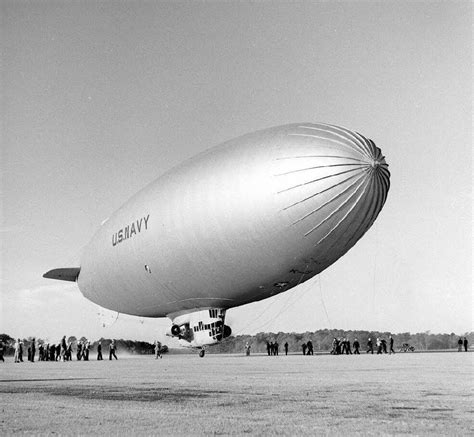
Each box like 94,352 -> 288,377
2,1 -> 472,344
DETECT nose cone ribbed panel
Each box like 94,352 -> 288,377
275,123 -> 390,266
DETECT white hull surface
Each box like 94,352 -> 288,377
74,123 -> 389,318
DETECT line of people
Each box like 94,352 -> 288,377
301,341 -> 314,355
457,337 -> 469,352
266,341 -> 292,356
330,336 -> 396,355
12,337 -> 118,362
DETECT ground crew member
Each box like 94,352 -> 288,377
346,339 -> 352,354
155,340 -> 162,359
60,336 -> 67,361
367,338 -> 373,354
84,340 -> 90,361
49,344 -> 56,361
19,340 -> 23,362
353,338 -> 360,354
341,338 -> 347,354
38,343 -> 44,361
376,338 -> 383,354
14,339 -> 21,363
245,342 -> 251,356
31,338 -> 36,362
77,341 -> 83,360
109,340 -> 118,360
97,341 -> 103,360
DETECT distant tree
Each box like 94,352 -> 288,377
427,337 -> 448,350
0,334 -> 15,355
0,333 -> 14,344
411,332 -> 428,351
396,332 -> 411,346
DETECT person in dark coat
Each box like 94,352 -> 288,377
284,342 -> 288,356
109,340 -> 118,360
66,341 -> 73,361
367,338 -> 374,354
353,339 -> 360,354
306,340 -> 314,355
97,341 -> 103,360
49,344 -> 56,361
463,337 -> 468,352
341,339 -> 347,354
389,336 -> 395,354
154,340 -> 162,359
60,336 -> 67,361
84,341 -> 90,361
346,339 -> 352,355
31,338 -> 36,362
77,341 -> 83,360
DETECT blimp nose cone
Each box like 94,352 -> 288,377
364,140 -> 390,201
371,158 -> 382,168
275,123 -> 390,257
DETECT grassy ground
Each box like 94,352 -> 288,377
0,352 -> 472,435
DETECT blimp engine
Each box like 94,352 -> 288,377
44,123 -> 389,352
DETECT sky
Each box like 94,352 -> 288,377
1,1 -> 472,344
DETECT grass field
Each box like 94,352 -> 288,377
1,352 -> 472,435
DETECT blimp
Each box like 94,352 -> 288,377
44,123 -> 390,356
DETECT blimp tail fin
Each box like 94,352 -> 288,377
43,267 -> 80,282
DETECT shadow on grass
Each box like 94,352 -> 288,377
0,384 -> 230,402
0,378 -> 103,383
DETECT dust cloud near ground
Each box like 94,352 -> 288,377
1,352 -> 472,435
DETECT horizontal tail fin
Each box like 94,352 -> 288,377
43,267 -> 80,282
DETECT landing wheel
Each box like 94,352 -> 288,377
199,349 -> 205,358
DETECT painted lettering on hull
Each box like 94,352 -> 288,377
112,214 -> 150,246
